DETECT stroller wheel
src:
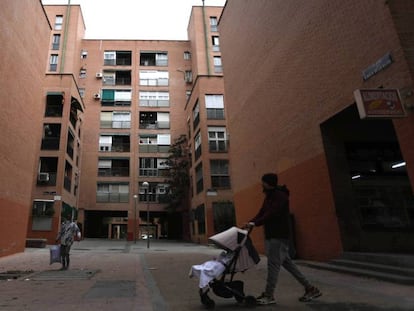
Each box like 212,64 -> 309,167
244,295 -> 257,308
200,290 -> 216,309
205,299 -> 215,309
235,294 -> 244,303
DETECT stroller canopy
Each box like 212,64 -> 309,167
208,227 -> 260,272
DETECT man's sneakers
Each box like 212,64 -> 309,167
299,286 -> 322,302
256,292 -> 276,305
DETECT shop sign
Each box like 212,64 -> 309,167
354,88 -> 406,119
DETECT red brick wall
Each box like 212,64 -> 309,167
220,0 -> 414,260
0,1 -> 51,257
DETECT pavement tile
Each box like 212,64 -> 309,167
0,239 -> 413,311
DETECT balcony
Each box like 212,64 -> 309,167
100,120 -> 131,129
139,144 -> 170,153
96,192 -> 129,203
139,168 -> 169,177
99,142 -> 130,153
98,167 -> 130,177
36,172 -> 57,186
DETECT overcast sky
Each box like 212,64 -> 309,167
41,0 -> 226,40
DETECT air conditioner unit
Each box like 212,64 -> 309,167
94,93 -> 101,99
38,172 -> 50,182
96,72 -> 103,78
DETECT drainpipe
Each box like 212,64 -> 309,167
201,0 -> 211,75
60,0 -> 71,73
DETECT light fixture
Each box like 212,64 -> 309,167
351,174 -> 361,180
391,161 -> 406,169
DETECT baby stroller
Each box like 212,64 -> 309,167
189,227 -> 260,309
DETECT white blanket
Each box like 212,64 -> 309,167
189,252 -> 233,288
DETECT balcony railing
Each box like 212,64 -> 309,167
99,143 -> 130,152
98,167 -> 130,177
41,137 -> 60,150
139,144 -> 170,153
100,120 -> 131,129
139,99 -> 169,107
139,121 -> 170,129
209,140 -> 229,153
96,192 -> 129,203
139,168 -> 169,177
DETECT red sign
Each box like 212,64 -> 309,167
354,89 -> 406,119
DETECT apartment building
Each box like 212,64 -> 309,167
21,4 -> 228,244
184,6 -> 235,244
77,39 -> 192,241
27,5 -> 86,244
219,0 -> 414,260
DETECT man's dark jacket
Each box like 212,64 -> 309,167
250,186 -> 290,239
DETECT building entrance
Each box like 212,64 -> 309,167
321,104 -> 414,253
84,210 -> 128,239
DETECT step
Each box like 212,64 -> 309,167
341,252 -> 414,268
296,260 -> 414,285
329,259 -> 414,277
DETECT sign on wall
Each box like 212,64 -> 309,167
354,88 -> 407,119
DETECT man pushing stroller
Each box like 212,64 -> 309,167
245,173 -> 322,305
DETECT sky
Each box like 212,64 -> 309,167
41,0 -> 226,40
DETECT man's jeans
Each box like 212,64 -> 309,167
265,238 -> 311,296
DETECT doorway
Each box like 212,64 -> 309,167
321,104 -> 414,253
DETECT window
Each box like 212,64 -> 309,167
98,158 -> 130,177
32,200 -> 55,217
139,134 -> 170,153
101,90 -> 132,106
100,111 -> 131,129
213,56 -> 223,73
185,71 -> 193,83
210,160 -> 231,188
81,50 -> 88,59
205,95 -> 224,119
45,93 -> 63,117
103,50 -> 132,66
139,112 -> 170,129
195,204 -> 206,234
195,163 -> 203,194
79,68 -> 86,78
139,91 -> 170,107
140,52 -> 168,66
139,70 -> 169,86
52,34 -> 60,50
37,157 -> 58,185
104,51 -> 116,65
66,130 -> 75,159
102,72 -> 115,85
184,51 -> 191,60
208,127 -> 227,152
210,16 -> 218,32
96,183 -> 129,203
41,123 -> 61,150
54,15 -> 63,30
212,36 -> 220,52
213,201 -> 236,233
139,157 -> 168,177
194,131 -> 202,161
79,88 -> 85,98
49,54 -> 58,72
193,100 -> 200,129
